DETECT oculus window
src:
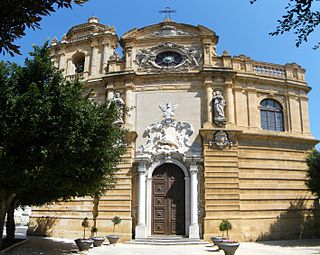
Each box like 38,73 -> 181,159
260,99 -> 284,131
155,51 -> 183,67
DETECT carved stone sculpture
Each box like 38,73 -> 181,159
112,91 -> 125,125
209,131 -> 233,150
138,103 -> 194,157
213,90 -> 226,126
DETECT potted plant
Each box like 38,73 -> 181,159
216,220 -> 240,255
74,217 -> 93,251
106,216 -> 122,244
91,226 -> 105,247
210,219 -> 230,246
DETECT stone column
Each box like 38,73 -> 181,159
206,85 -> 213,125
135,158 -> 148,238
288,94 -> 302,133
189,160 -> 200,239
66,58 -> 73,75
124,83 -> 134,129
247,89 -> 259,129
225,84 -> 235,125
102,42 -> 111,73
202,39 -> 212,67
125,45 -> 133,70
90,43 -> 99,76
58,53 -> 66,75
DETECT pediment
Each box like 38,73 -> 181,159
120,21 -> 218,43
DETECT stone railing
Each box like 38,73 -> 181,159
65,71 -> 89,81
253,64 -> 285,78
225,55 -> 305,82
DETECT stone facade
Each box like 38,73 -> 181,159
30,17 -> 319,241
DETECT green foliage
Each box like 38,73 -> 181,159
306,149 -> 320,197
0,42 -> 126,206
0,0 -> 88,56
250,0 -> 320,49
111,216 -> 121,234
82,217 -> 89,228
219,219 -> 232,238
81,217 -> 89,239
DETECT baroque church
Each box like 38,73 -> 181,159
30,15 -> 318,241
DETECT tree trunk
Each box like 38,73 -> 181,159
5,199 -> 18,241
0,191 -> 16,248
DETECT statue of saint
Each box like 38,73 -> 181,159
213,91 -> 226,124
112,91 -> 125,125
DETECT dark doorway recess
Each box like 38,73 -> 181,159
152,163 -> 185,235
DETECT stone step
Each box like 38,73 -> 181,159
128,237 -> 209,245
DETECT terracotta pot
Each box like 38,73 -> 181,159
92,237 -> 105,247
218,242 -> 240,255
74,238 -> 93,251
106,235 -> 119,244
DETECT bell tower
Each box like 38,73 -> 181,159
50,17 -> 118,81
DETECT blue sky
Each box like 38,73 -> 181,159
1,0 -> 319,144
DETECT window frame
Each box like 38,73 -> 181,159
259,98 -> 285,132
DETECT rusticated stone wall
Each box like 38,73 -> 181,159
202,132 -> 319,241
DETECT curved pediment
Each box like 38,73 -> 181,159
120,21 -> 219,45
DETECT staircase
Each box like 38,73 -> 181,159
128,236 -> 209,245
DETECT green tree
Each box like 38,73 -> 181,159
0,43 -> 126,247
0,0 -> 88,56
250,0 -> 320,49
306,149 -> 320,198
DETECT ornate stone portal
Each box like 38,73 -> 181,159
135,103 -> 201,239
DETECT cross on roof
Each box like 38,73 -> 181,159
159,7 -> 176,22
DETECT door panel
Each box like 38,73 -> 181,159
152,164 -> 185,235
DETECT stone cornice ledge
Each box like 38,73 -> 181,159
240,130 -> 318,145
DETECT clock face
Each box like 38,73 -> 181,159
155,51 -> 183,67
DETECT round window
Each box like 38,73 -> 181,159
155,51 -> 183,67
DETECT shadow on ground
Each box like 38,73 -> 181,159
257,196 -> 320,246
5,237 -> 78,255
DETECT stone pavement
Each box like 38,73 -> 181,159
2,236 -> 320,255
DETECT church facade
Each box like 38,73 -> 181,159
30,17 -> 319,241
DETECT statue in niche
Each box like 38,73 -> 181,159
213,90 -> 226,126
111,91 -> 125,125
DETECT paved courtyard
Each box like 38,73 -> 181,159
2,236 -> 320,255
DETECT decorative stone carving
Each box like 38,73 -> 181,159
159,102 -> 177,120
111,91 -> 125,125
138,103 -> 194,157
209,130 -> 233,150
213,90 -> 226,126
135,42 -> 202,72
146,25 -> 195,38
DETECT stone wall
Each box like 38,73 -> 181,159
202,132 -> 319,241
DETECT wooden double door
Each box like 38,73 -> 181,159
152,163 -> 185,235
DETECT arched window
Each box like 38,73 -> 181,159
72,52 -> 85,73
260,99 -> 284,131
